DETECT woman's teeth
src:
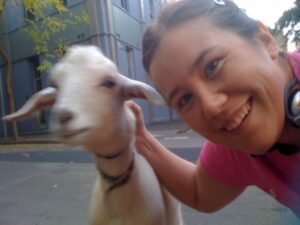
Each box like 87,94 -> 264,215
224,103 -> 251,131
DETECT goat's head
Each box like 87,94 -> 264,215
3,45 -> 165,147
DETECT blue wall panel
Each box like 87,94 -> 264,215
0,0 -> 171,138
12,59 -> 49,135
0,69 -> 7,138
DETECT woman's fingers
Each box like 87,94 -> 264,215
125,100 -> 146,133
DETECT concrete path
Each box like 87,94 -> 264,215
0,121 -> 299,225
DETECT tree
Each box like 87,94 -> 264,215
275,0 -> 300,47
0,0 -> 88,140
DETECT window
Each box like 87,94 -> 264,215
121,0 -> 129,11
28,56 -> 46,126
29,56 -> 42,92
24,9 -> 35,21
62,0 -> 67,6
125,47 -> 136,79
149,0 -> 154,20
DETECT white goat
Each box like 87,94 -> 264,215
3,45 -> 183,225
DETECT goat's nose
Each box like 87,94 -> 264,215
56,109 -> 74,125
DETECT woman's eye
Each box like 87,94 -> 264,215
204,59 -> 219,77
177,93 -> 193,109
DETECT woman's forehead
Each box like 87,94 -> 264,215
149,18 -> 251,92
150,19 -> 223,69
157,18 -> 222,52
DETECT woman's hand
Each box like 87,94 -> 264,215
125,101 -> 155,156
125,103 -> 243,212
126,101 -> 147,135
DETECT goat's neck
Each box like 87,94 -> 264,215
92,140 -> 135,177
87,106 -> 136,177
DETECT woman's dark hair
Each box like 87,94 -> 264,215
142,0 -> 259,73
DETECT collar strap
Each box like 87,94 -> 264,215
97,153 -> 135,193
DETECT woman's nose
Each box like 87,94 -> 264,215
196,89 -> 227,120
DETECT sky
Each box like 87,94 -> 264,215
233,0 -> 296,28
168,0 -> 297,49
234,0 -> 297,50
167,0 -> 296,28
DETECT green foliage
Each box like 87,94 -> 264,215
2,0 -> 88,72
275,0 -> 300,44
0,0 -> 5,11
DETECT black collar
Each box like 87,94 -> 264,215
96,153 -> 135,193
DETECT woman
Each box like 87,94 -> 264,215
128,0 -> 300,218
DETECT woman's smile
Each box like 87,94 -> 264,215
223,98 -> 252,132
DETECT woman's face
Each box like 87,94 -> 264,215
149,18 -> 291,154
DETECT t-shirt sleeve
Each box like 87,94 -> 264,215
200,141 -> 249,189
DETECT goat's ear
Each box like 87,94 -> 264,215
2,87 -> 57,121
119,74 -> 166,105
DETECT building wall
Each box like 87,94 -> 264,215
0,0 -> 90,136
0,0 -> 176,138
0,69 -> 7,138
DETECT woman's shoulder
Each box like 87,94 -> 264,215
200,140 -> 250,188
201,140 -> 246,156
200,140 -> 252,173
200,140 -> 263,174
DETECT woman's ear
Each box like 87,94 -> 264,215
256,21 -> 279,59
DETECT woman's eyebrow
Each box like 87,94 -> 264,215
188,47 -> 216,75
168,47 -> 216,105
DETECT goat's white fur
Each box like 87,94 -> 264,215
3,45 -> 183,225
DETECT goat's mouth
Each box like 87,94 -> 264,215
58,128 -> 90,140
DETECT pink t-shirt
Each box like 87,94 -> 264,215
200,50 -> 300,217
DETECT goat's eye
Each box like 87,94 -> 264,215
102,79 -> 116,89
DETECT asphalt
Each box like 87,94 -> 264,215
0,120 -> 192,144
0,120 -> 299,225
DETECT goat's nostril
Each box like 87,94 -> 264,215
57,110 -> 74,125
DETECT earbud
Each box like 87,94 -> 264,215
284,77 -> 300,128
291,91 -> 300,115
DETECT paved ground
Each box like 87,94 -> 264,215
0,120 -> 299,225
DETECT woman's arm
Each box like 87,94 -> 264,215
127,101 -> 245,212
